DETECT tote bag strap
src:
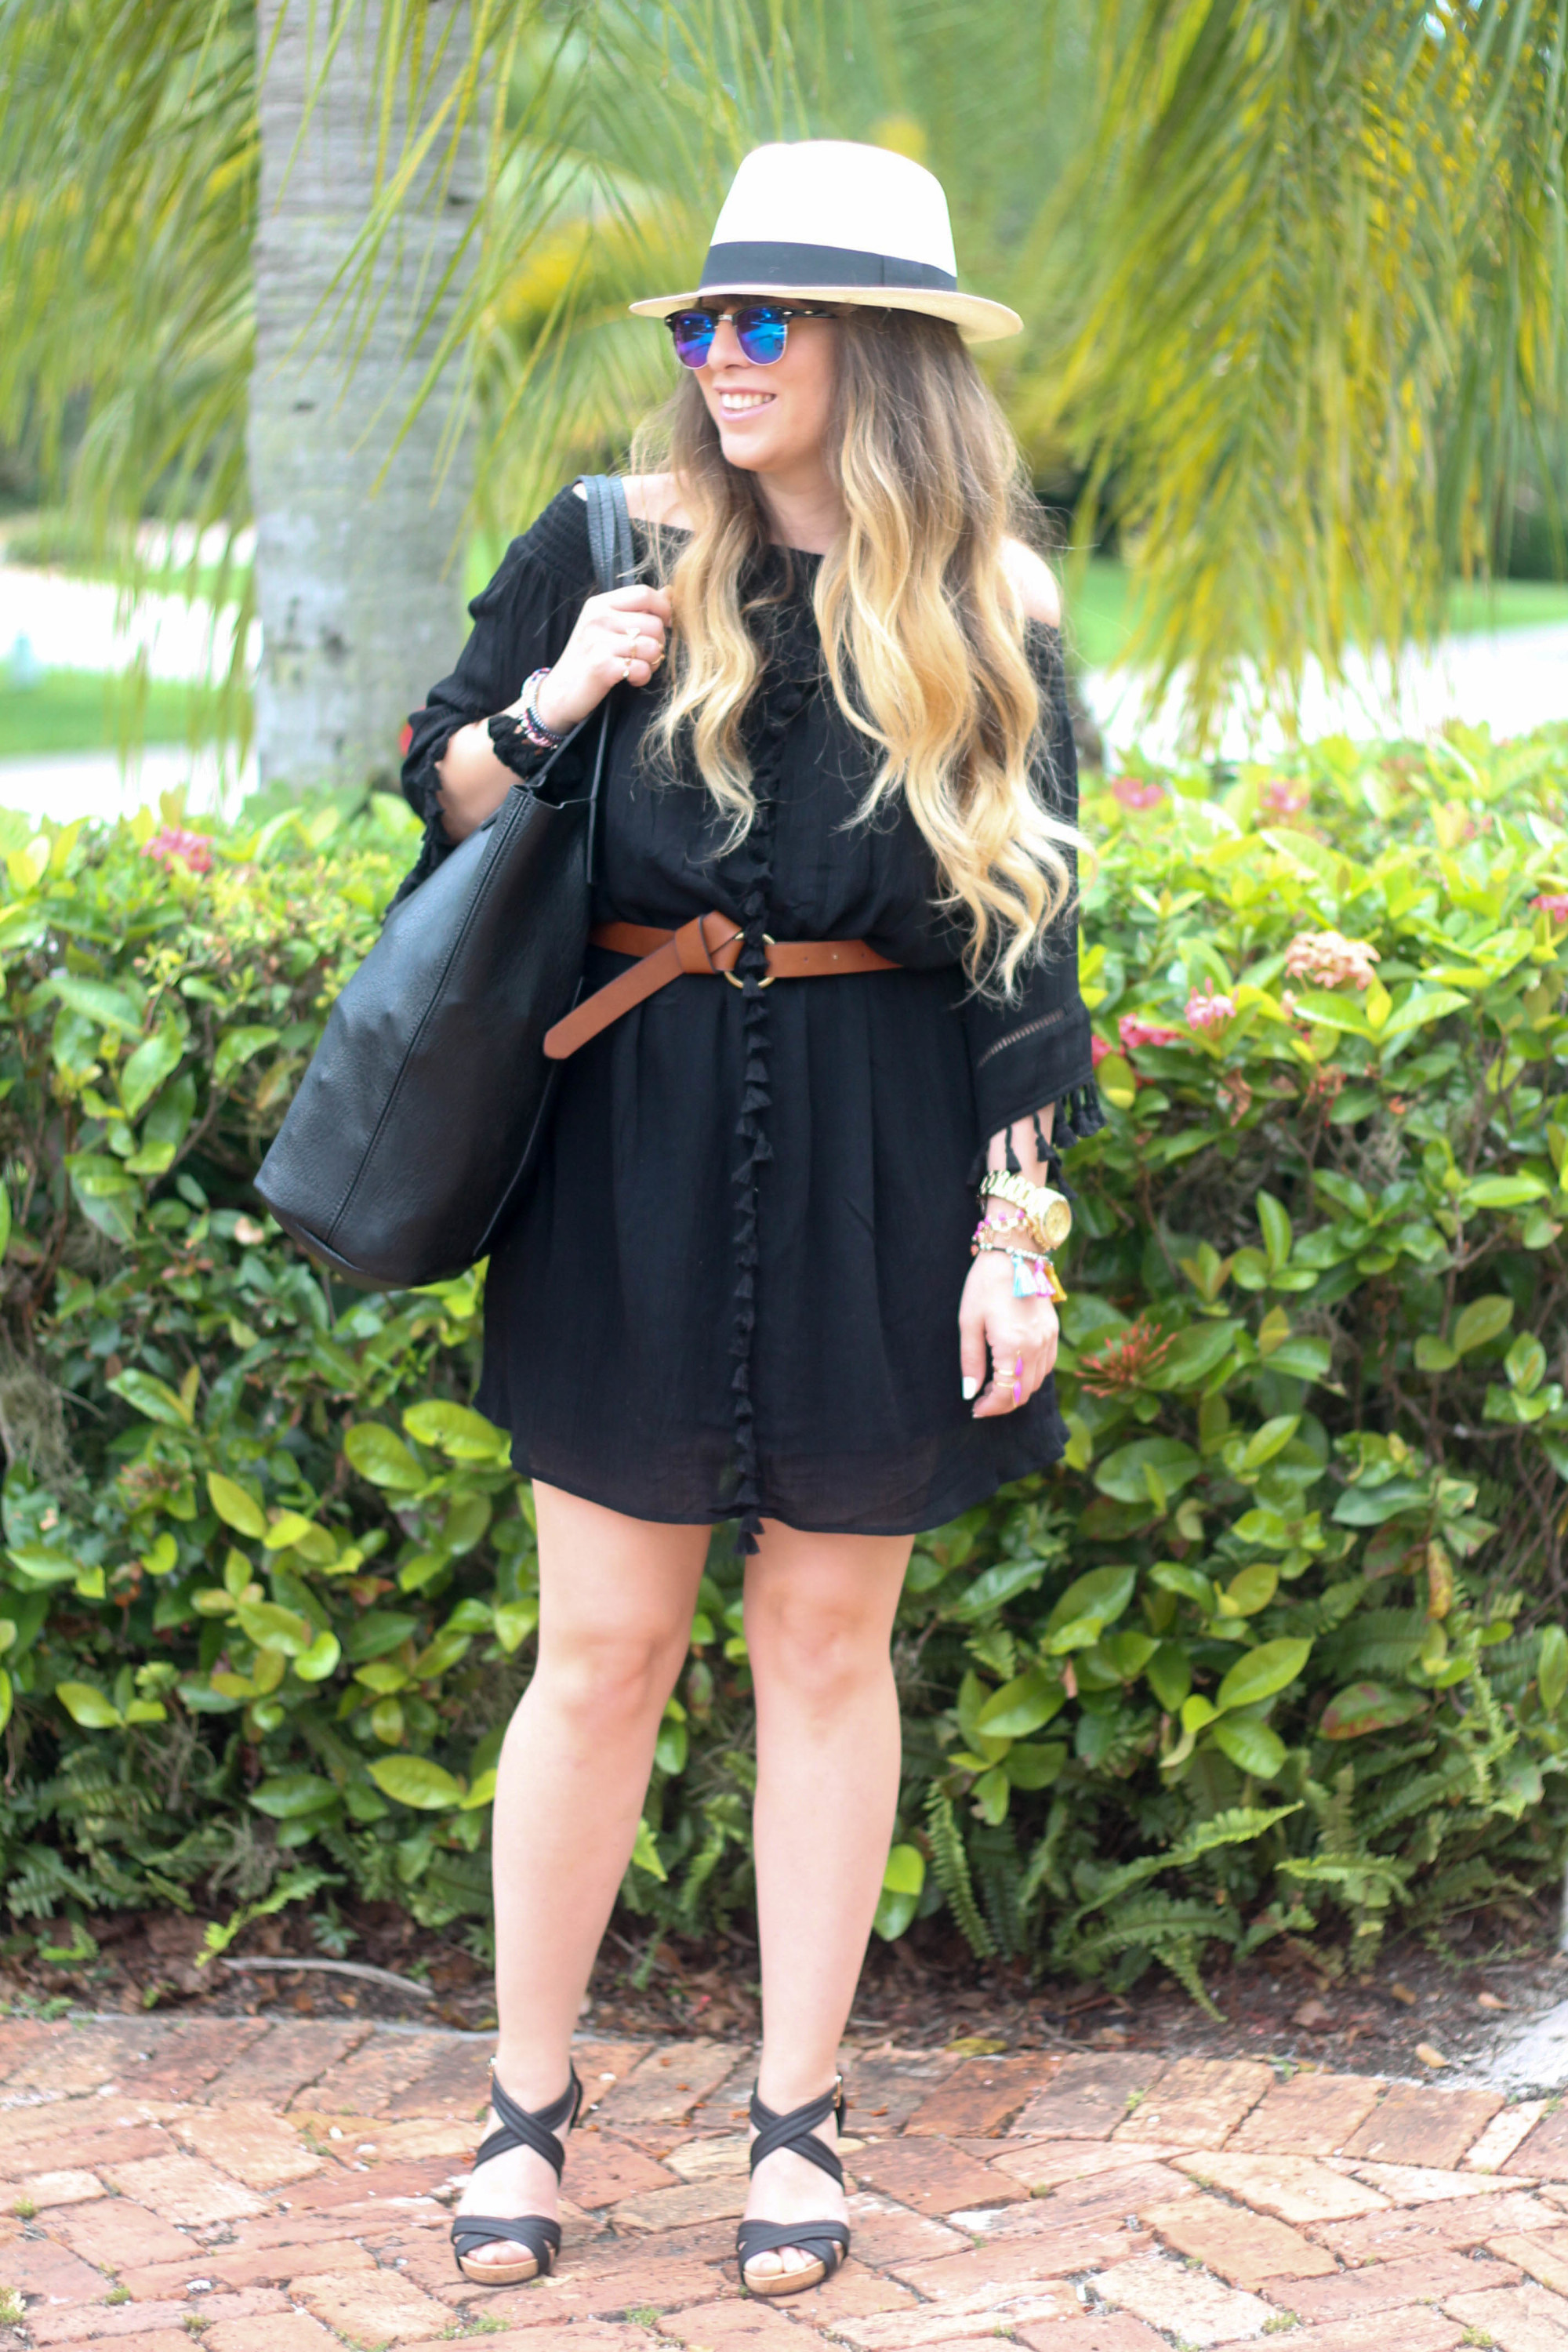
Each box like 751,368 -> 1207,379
575,473 -> 635,888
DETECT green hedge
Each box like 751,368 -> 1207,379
1,735 -> 1566,2009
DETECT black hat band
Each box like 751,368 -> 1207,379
697,239 -> 959,295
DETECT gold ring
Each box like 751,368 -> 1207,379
724,934 -> 777,988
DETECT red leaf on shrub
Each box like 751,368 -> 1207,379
1319,1682 -> 1429,1738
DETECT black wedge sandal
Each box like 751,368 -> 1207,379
451,2068 -> 583,2287
735,2081 -> 851,2299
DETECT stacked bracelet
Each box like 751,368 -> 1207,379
517,667 -> 566,751
970,1226 -> 1068,1305
977,1168 -> 1073,1254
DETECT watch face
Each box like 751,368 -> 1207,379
1037,1192 -> 1073,1249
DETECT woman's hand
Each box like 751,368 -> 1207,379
435,582 -> 676,844
533,584 -> 673,735
958,1251 -> 1059,1417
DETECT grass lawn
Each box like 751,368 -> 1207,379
1064,560 -> 1568,672
0,670 -> 251,762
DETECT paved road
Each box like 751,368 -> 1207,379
2,2013 -> 1566,2351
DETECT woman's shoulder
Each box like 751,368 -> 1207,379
474,474 -> 692,617
1000,535 -> 1062,630
575,472 -> 693,529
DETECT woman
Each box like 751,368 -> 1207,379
399,139 -> 1101,2301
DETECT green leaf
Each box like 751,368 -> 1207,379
367,1755 -> 466,1809
1289,990 -> 1369,1036
294,1629 -> 342,1682
1216,1637 -> 1312,1711
118,1018 -> 184,1117
1242,1414 -> 1300,1470
1145,1641 -> 1192,1710
945,1555 -> 1052,1622
0,1179 -> 11,1265
107,1367 -> 191,1426
343,1610 -> 421,1662
1537,1625 -> 1568,1716
1097,1629 -> 1158,1679
6,1546 -> 82,1586
630,1817 -> 666,1879
207,1472 -> 267,1539
1005,1740 -> 1067,1789
492,1599 -> 539,1652
1221,1562 -> 1279,1617
975,1665 -> 1066,1739
1507,1335 -> 1547,1396
1379,988 -> 1469,1040
45,971 -> 144,1035
343,1422 -> 426,1490
1210,1717 -> 1287,1777
213,1025 -> 281,1086
1415,1336 -> 1458,1373
873,1838 -> 927,1936
1147,1320 -> 1241,1388
1462,1174 -> 1548,1210
1319,1682 -> 1431,1738
1094,1437 -> 1201,1504
234,1602 -> 312,1657
1258,1335 -> 1330,1383
1046,1565 -> 1138,1637
54,1680 -> 122,1728
1257,1191 -> 1292,1271
1453,1294 -> 1514,1355
401,1400 -> 510,1461
249,1773 -> 341,1819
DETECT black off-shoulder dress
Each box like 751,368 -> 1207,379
400,486 -> 1102,1544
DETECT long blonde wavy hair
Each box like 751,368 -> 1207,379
627,307 -> 1081,992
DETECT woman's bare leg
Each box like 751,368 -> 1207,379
739,1523 -> 913,2283
455,1483 -> 709,2273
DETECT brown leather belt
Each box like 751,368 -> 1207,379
542,911 -> 898,1060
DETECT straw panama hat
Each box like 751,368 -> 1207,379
630,139 -> 1022,343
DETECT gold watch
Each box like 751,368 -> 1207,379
978,1168 -> 1073,1254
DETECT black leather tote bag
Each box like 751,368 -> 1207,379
256,474 -> 635,1289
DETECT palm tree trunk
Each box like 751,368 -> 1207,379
249,0 -> 482,792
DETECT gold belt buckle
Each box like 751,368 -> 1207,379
724,932 -> 777,988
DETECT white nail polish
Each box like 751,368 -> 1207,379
962,1377 -> 979,1400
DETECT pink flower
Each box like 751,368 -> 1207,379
144,826 -> 213,876
1119,1014 -> 1183,1051
1111,775 -> 1165,811
1091,1033 -> 1112,1067
1186,987 -> 1236,1029
1283,930 -> 1381,990
1530,893 -> 1568,925
1262,779 -> 1309,816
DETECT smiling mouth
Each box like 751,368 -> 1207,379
717,390 -> 776,413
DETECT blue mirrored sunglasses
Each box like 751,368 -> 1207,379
665,303 -> 834,368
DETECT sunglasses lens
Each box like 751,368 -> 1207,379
735,307 -> 790,365
669,312 -> 715,367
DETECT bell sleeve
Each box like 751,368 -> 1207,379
960,625 -> 1105,1156
394,487 -> 598,903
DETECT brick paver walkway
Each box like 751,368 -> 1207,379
5,2016 -> 1568,2352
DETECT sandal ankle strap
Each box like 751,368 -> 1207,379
475,2067 -> 583,2179
748,2081 -> 845,2187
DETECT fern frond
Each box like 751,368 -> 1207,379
925,1785 -> 996,1959
1018,1794 -> 1073,1915
1070,1803 -> 1301,1926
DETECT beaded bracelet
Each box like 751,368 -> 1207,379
970,1232 -> 1068,1304
517,666 -> 566,751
